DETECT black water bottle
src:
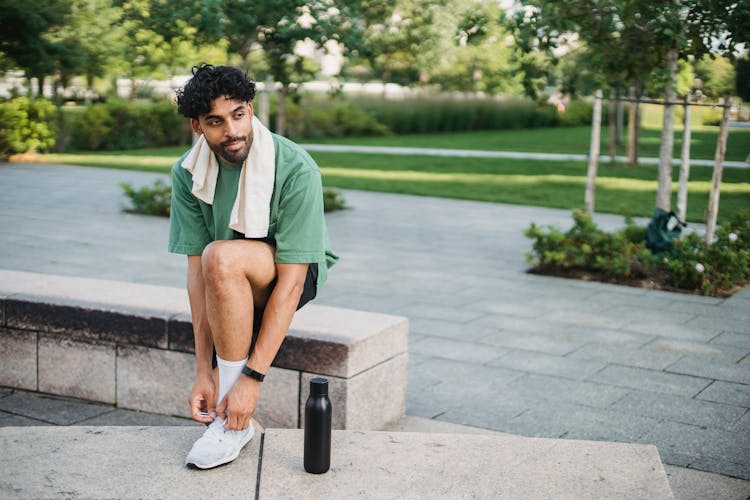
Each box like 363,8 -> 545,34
304,377 -> 332,474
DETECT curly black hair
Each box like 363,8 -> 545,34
176,63 -> 256,119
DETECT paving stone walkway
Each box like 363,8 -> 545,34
0,162 -> 748,482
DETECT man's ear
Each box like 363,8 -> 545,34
247,102 -> 254,117
190,118 -> 202,136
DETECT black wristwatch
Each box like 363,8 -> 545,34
242,366 -> 266,382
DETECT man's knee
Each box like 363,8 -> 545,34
201,240 -> 275,284
201,241 -> 239,282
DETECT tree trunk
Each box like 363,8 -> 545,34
36,76 -> 45,98
634,89 -> 642,163
705,96 -> 732,245
616,87 -> 624,146
585,90 -> 603,214
656,48 -> 678,211
257,75 -> 273,127
276,85 -> 287,136
627,86 -> 637,165
608,90 -> 616,163
676,95 -> 691,226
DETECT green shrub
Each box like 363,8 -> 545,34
323,187 -> 347,212
61,99 -> 192,151
526,210 -> 750,296
357,96 -> 558,135
75,104 -> 115,150
657,219 -> 750,295
702,107 -> 723,126
301,102 -> 389,139
525,210 -> 643,279
558,100 -> 593,126
0,97 -> 57,157
278,97 -> 389,139
120,179 -> 171,217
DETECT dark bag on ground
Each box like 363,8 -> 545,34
645,208 -> 685,254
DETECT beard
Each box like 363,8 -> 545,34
209,135 -> 251,165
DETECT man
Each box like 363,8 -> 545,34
169,64 -> 338,469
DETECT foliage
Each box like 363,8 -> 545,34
119,179 -> 171,216
525,210 -> 644,279
737,56 -> 750,103
526,210 -> 750,296
358,96 -> 558,134
323,187 -> 347,212
0,97 -> 57,157
424,0 -> 522,94
0,0 -> 72,92
558,100 -> 593,126
119,180 -> 347,216
509,0 -> 750,100
694,54 -> 736,99
60,99 -> 192,151
356,0 -> 452,87
701,107 -> 723,126
282,98 -> 390,139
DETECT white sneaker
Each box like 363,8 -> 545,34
185,418 -> 255,469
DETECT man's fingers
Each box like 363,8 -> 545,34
215,397 -> 228,420
190,398 -> 213,423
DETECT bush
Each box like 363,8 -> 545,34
702,107 -> 723,126
61,99 -> 192,151
0,97 -> 57,157
358,96 -> 559,135
558,100 -> 593,126
120,180 -> 171,217
525,210 -> 750,296
525,210 -> 644,279
323,187 -> 347,212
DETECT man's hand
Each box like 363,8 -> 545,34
188,372 -> 217,424
216,375 -> 260,430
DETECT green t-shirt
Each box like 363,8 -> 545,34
168,133 -> 338,289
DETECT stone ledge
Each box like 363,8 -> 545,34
0,426 -> 675,499
0,270 -> 409,430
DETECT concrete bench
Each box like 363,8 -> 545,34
0,270 -> 408,430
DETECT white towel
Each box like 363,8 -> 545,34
181,116 -> 275,238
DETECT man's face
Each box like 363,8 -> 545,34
191,96 -> 254,165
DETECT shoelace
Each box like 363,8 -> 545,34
203,419 -> 229,443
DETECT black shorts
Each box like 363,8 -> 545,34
211,262 -> 317,367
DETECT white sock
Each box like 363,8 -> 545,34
216,355 -> 248,406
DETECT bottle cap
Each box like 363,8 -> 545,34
310,377 -> 328,396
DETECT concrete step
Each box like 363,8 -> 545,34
1,426 -> 673,499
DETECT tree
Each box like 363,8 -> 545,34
695,54 -> 736,99
218,0 -> 364,135
510,0 -> 750,215
737,56 -> 750,121
357,0 -> 451,88
46,0 -> 122,101
430,0 -> 521,94
0,0 -> 72,96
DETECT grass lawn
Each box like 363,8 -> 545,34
30,125 -> 750,224
313,153 -> 750,223
306,126 -> 750,162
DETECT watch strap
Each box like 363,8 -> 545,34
241,366 -> 266,382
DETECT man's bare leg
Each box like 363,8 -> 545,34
185,240 -> 276,469
201,239 -> 276,361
